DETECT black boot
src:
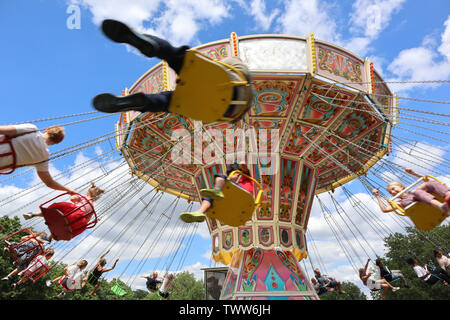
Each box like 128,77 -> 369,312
93,93 -> 148,113
102,19 -> 160,57
93,92 -> 172,113
101,19 -> 188,73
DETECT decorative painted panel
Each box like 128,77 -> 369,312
298,81 -> 356,126
316,42 -> 366,92
196,42 -> 231,60
249,78 -> 301,117
279,158 -> 299,222
284,123 -> 321,156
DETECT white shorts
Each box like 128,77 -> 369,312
367,278 -> 382,291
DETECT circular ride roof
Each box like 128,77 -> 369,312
116,33 -> 394,202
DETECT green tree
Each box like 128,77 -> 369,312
318,281 -> 367,300
374,225 -> 450,300
146,271 -> 205,300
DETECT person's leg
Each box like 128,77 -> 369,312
200,175 -> 228,200
93,91 -> 173,114
412,188 -> 449,215
214,175 -> 227,191
435,269 -> 450,283
91,281 -> 101,296
52,275 -> 63,284
380,285 -> 389,300
179,198 -> 212,223
380,278 -> 395,289
23,211 -> 43,220
101,19 -> 189,73
1,268 -> 19,280
335,280 -> 346,294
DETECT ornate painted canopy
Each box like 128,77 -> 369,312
115,33 -> 395,264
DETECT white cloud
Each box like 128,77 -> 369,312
387,14 -> 450,93
234,0 -> 280,32
0,151 -> 211,290
72,0 -> 230,46
391,141 -> 445,174
275,0 -> 341,43
349,0 -> 406,38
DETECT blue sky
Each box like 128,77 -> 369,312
1,0 -> 450,296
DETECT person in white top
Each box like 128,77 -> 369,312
0,123 -> 75,193
434,249 -> 450,271
47,260 -> 88,297
158,273 -> 177,299
407,257 -> 450,286
359,258 -> 400,299
11,248 -> 55,289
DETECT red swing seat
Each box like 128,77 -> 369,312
24,256 -> 51,282
0,138 -> 16,174
2,228 -> 44,264
59,271 -> 77,292
39,193 -> 98,241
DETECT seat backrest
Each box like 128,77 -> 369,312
169,50 -> 248,123
41,206 -> 73,241
206,181 -> 255,227
0,138 -> 16,174
404,200 -> 446,231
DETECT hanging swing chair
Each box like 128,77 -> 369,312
0,138 -> 16,174
58,271 -> 78,293
168,49 -> 251,124
39,193 -> 98,241
24,255 -> 51,283
388,175 -> 448,231
111,279 -> 127,296
2,228 -> 44,265
203,170 -> 264,227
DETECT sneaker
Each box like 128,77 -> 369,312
1,276 -> 9,281
57,291 -> 66,299
101,19 -> 160,58
93,92 -> 147,113
200,188 -> 225,200
11,283 -> 17,290
3,247 -> 9,256
179,211 -> 206,223
46,280 -> 53,287
23,212 -> 34,220
392,287 -> 400,292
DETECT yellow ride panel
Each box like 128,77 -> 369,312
168,50 -> 248,123
403,196 -> 447,231
206,181 -> 256,227
388,175 -> 448,231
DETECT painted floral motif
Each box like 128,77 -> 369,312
198,44 -> 229,60
284,124 -> 321,156
335,110 -> 379,141
250,80 -> 298,117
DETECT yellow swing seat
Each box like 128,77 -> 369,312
205,170 -> 263,227
168,49 -> 250,124
388,175 -> 448,231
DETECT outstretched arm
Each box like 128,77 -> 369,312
363,258 -> 370,274
405,168 -> 424,179
37,171 -> 76,194
0,125 -> 18,137
372,189 -> 395,212
103,258 -> 119,273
